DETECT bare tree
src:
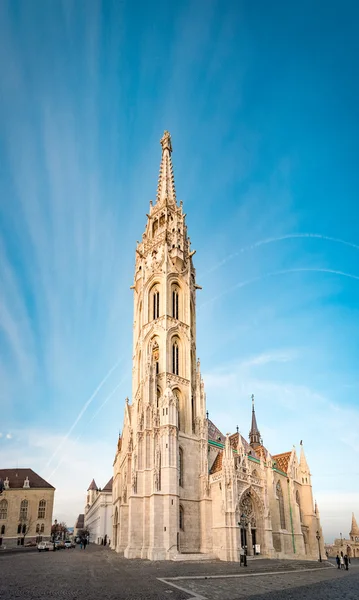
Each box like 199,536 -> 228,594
20,515 -> 34,542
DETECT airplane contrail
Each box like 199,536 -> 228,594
45,358 -> 122,468
89,373 -> 129,423
205,233 -> 359,276
200,267 -> 359,308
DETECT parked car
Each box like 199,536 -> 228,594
64,540 -> 72,549
37,541 -> 53,552
54,540 -> 65,550
25,541 -> 37,547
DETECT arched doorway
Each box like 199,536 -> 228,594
238,487 -> 264,556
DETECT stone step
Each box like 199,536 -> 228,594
171,553 -> 217,562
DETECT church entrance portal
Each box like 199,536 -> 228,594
238,488 -> 263,556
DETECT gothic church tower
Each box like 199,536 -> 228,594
112,131 -> 209,560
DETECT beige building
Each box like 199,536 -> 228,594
330,513 -> 359,558
0,468 -> 55,547
112,131 -> 325,562
84,477 -> 113,545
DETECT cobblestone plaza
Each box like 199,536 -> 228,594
1,544 -> 358,599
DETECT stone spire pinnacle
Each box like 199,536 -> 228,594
299,442 -> 310,473
249,394 -> 261,449
156,131 -> 176,206
350,513 -> 359,536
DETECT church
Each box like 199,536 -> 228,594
111,131 -> 325,562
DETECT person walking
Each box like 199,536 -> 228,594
340,553 -> 345,569
80,539 -> 83,550
83,537 -> 87,550
336,554 -> 340,569
344,554 -> 349,570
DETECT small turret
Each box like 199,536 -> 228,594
350,513 -> 359,537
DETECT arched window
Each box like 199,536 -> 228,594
22,524 -> 26,534
0,525 -> 5,535
40,524 -> 44,533
276,481 -> 286,529
0,500 -> 7,520
38,499 -> 46,519
179,447 -> 184,487
172,340 -> 179,375
19,499 -> 28,520
36,524 -> 40,533
179,505 -> 184,531
172,287 -> 179,319
296,490 -> 303,523
156,387 -> 161,409
152,287 -> 160,320
17,523 -> 21,534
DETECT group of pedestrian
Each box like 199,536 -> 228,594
336,551 -> 350,570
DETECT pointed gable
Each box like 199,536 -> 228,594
272,451 -> 291,474
87,479 -> 97,491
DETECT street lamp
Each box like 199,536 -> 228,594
316,530 -> 322,562
340,532 -> 343,546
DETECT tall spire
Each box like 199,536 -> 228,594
156,131 -> 176,206
350,513 -> 359,536
249,394 -> 261,448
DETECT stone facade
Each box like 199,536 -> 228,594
0,469 -> 55,548
329,513 -> 359,558
111,131 -> 325,562
84,478 -> 113,545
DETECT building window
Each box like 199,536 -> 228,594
22,524 -> 26,534
0,500 -> 7,520
172,288 -> 179,319
296,490 -> 303,523
1,525 -> 5,535
172,340 -> 179,375
40,524 -> 44,533
276,481 -> 286,529
38,499 -> 46,519
152,288 -> 160,320
19,499 -> 28,520
179,506 -> 184,531
17,524 -> 21,534
179,447 -> 184,487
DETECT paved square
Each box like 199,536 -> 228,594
0,545 -> 358,599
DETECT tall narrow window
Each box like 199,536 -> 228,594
172,340 -> 179,375
19,500 -> 28,520
156,361 -> 159,375
0,525 -> 5,535
17,524 -> 21,534
38,500 -> 46,519
40,524 -> 44,533
153,289 -> 160,320
172,288 -> 179,319
179,447 -> 184,487
36,524 -> 40,533
276,481 -> 286,529
0,500 -> 7,520
179,506 -> 184,531
296,490 -> 303,523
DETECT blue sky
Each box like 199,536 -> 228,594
0,0 -> 358,541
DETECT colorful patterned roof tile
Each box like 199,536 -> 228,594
272,451 -> 291,473
209,451 -> 223,474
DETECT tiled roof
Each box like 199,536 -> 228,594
272,451 -> 291,473
0,468 -> 54,489
254,445 -> 267,460
102,477 -> 113,492
209,451 -> 223,474
228,432 -> 251,454
75,514 -> 84,528
208,420 -> 225,443
87,479 -> 97,491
